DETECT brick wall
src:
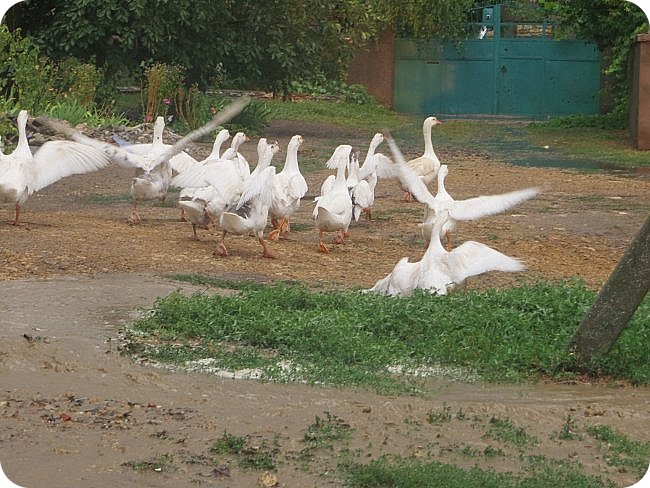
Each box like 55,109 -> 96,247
347,29 -> 395,109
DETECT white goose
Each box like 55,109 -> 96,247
351,132 -> 385,221
220,131 -> 250,180
38,97 -> 251,222
177,128 -> 230,232
0,110 -> 112,225
366,209 -> 525,297
385,133 -> 540,250
122,116 -> 175,224
402,116 -> 443,201
268,134 -> 308,240
216,139 -> 280,258
313,145 -> 354,253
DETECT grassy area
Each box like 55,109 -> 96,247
123,277 -> 650,394
265,99 -> 650,170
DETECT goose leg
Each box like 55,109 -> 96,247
128,201 -> 141,225
11,203 -> 21,226
333,229 -> 346,245
268,217 -> 289,241
318,230 -> 329,253
259,235 -> 278,259
214,230 -> 228,256
403,191 -> 414,202
191,223 -> 199,240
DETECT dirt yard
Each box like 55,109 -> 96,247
0,119 -> 649,487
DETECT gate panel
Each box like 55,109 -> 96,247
394,37 -> 600,116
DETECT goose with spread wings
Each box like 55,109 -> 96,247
0,110 -> 112,225
385,133 -> 540,250
366,209 -> 525,297
36,97 -> 251,223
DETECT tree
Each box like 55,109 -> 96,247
5,0 -> 482,99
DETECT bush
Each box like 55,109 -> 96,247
0,25 -> 55,113
142,62 -> 184,123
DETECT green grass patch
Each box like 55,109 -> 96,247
267,99 -> 409,132
483,416 -> 538,449
267,99 -> 650,170
586,425 -> 650,477
344,455 -> 614,488
210,431 -> 279,471
123,279 -> 650,393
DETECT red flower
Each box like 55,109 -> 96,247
144,114 -> 153,122
162,98 -> 171,105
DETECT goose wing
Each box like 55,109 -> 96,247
445,241 -> 525,283
29,140 -> 112,192
385,135 -> 436,207
237,166 -> 276,209
448,187 -> 540,221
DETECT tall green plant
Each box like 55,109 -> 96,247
0,24 -> 55,113
142,63 -> 184,122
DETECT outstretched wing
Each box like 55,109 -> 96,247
449,187 -> 540,221
30,140 -> 112,192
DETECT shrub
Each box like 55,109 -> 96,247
142,63 -> 184,123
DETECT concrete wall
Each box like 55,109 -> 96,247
347,29 -> 395,108
630,33 -> 650,150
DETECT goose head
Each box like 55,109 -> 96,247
289,134 -> 303,152
424,116 -> 443,128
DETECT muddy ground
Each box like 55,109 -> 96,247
0,119 -> 649,487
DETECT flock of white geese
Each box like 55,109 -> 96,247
1,101 -> 540,297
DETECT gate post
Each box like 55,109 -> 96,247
630,33 -> 650,149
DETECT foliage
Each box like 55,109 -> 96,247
380,0 -> 476,39
53,57 -> 103,107
0,24 -> 55,113
288,76 -> 375,104
123,280 -> 650,394
142,63 -> 184,123
7,0 -> 388,98
44,99 -> 128,127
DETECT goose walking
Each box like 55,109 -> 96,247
313,145 -> 354,253
216,139 -> 280,258
401,116 -> 443,201
268,134 -> 307,240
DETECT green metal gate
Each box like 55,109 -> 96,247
393,4 -> 601,117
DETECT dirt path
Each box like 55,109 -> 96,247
1,274 -> 649,487
1,119 -> 649,487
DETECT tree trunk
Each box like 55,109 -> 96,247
570,215 -> 650,366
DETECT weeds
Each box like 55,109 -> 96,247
210,431 -> 279,471
586,425 -> 650,477
426,403 -> 452,425
123,453 -> 174,473
483,416 -> 538,448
